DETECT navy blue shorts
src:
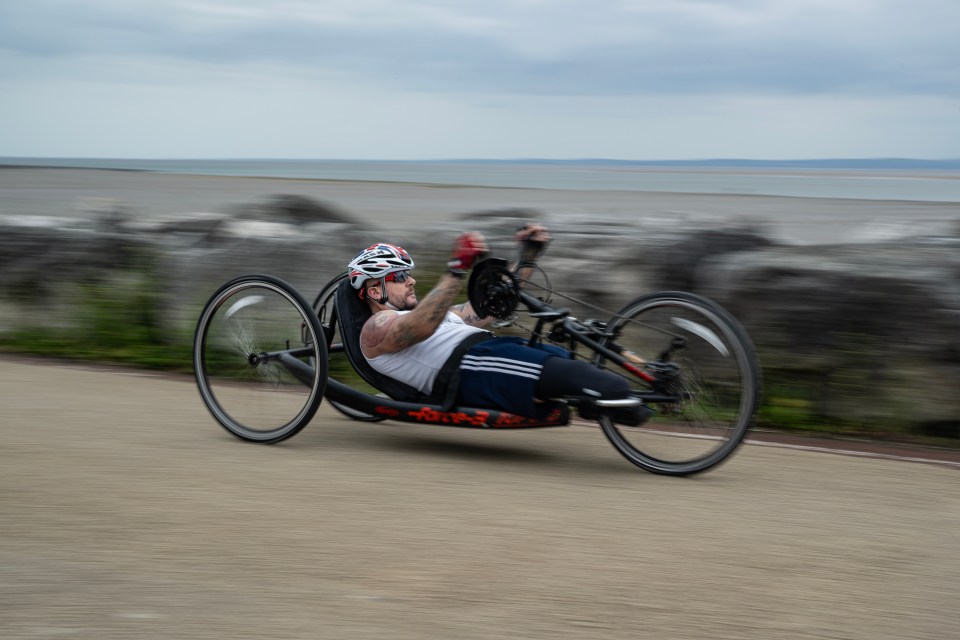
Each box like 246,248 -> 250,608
457,336 -> 570,418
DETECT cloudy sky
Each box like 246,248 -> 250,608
1,0 -> 957,160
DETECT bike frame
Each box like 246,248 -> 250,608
196,252 -> 759,475
324,377 -> 570,429
516,290 -> 666,389
265,278 -> 683,430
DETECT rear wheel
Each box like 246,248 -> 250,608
194,275 -> 327,443
597,291 -> 760,475
312,274 -> 387,422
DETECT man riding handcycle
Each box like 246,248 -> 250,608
193,222 -> 760,475
347,224 -> 652,427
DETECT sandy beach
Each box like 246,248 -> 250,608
2,167 -> 958,245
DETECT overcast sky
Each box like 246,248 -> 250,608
1,0 -> 957,160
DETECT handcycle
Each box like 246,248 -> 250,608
193,250 -> 761,476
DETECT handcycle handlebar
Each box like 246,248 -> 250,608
520,290 -> 569,322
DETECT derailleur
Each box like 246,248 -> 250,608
645,360 -> 686,413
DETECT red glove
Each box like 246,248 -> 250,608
447,232 -> 488,276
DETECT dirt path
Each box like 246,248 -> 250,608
2,357 -> 958,639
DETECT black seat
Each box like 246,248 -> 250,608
334,278 -> 428,403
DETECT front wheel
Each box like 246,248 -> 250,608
194,275 -> 328,443
597,291 -> 760,475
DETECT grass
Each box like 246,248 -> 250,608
0,272 -> 194,371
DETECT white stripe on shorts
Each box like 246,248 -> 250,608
461,355 -> 543,371
460,355 -> 543,380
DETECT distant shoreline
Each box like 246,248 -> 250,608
2,166 -> 959,246
3,158 -> 960,202
4,156 -> 960,170
0,163 -> 148,173
4,161 -> 959,181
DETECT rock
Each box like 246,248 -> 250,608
0,215 -> 152,304
521,216 -> 771,316
155,226 -> 374,335
232,194 -> 361,226
703,240 -> 960,431
218,219 -> 303,239
75,198 -> 137,233
646,228 -> 774,291
1,195 -> 958,438
123,211 -> 230,236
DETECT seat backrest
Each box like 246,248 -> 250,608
334,278 -> 427,402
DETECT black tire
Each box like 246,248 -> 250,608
596,291 -> 760,475
194,275 -> 328,443
312,273 -> 387,422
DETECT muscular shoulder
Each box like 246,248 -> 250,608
361,310 -> 400,353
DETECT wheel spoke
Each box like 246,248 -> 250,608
597,292 -> 760,475
194,276 -> 327,443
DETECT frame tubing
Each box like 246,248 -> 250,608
323,379 -> 570,429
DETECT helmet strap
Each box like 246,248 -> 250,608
375,277 -> 386,304
375,277 -> 398,309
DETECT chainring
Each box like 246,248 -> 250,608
468,258 -> 520,320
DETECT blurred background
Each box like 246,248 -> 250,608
1,161 -> 958,443
3,3 -> 960,638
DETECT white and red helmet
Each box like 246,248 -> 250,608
347,243 -> 415,289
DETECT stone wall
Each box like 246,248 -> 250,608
2,196 -> 958,436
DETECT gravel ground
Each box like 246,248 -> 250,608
2,357 -> 958,639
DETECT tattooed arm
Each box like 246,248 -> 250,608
449,301 -> 493,327
362,231 -> 490,356
361,273 -> 465,358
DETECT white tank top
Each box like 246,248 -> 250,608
364,310 -> 487,394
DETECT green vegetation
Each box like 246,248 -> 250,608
755,364 -> 959,447
0,267 -> 194,371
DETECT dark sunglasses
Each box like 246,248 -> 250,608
384,270 -> 412,283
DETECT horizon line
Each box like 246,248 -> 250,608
3,155 -> 960,165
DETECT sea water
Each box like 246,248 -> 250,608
3,157 -> 960,203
